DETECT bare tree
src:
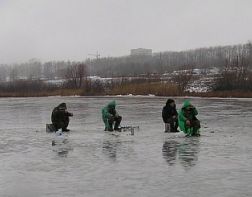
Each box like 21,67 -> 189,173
10,67 -> 18,81
65,63 -> 88,89
0,66 -> 7,82
172,65 -> 194,93
214,51 -> 251,91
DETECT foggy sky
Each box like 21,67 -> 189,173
0,0 -> 252,64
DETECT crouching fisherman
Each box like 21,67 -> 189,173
51,103 -> 73,132
102,101 -> 122,131
178,100 -> 200,136
162,99 -> 179,132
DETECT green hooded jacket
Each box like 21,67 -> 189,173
102,101 -> 117,129
178,100 -> 199,136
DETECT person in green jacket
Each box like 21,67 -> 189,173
102,101 -> 122,131
178,100 -> 200,136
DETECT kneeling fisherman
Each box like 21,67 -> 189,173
51,103 -> 73,132
162,99 -> 179,132
178,100 -> 200,136
102,101 -> 122,131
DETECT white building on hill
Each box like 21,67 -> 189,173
130,48 -> 152,56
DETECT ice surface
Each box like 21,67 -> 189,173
0,96 -> 252,197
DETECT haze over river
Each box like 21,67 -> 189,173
0,96 -> 251,197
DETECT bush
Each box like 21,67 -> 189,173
108,82 -> 180,96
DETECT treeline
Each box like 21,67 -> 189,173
214,53 -> 252,91
0,80 -> 58,97
1,42 -> 252,82
0,59 -> 72,82
0,62 -> 90,96
87,42 -> 252,77
0,42 -> 252,96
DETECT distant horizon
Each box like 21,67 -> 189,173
1,0 -> 252,64
1,40 -> 251,65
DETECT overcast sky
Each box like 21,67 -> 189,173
0,0 -> 252,64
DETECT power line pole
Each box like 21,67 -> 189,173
88,51 -> 100,60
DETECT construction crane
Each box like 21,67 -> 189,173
88,51 -> 100,60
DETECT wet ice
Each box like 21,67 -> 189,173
0,96 -> 252,197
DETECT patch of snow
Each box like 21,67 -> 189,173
45,79 -> 65,85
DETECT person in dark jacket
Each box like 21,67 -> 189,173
162,99 -> 179,132
51,103 -> 73,131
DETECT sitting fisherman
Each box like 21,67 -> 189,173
102,101 -> 122,131
162,99 -> 179,132
51,103 -> 73,132
178,100 -> 200,136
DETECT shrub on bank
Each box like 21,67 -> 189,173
194,91 -> 252,98
1,79 -> 252,98
108,82 -> 180,96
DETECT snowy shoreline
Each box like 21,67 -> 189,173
1,94 -> 252,100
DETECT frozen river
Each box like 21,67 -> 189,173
0,96 -> 252,197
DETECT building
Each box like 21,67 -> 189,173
130,48 -> 152,56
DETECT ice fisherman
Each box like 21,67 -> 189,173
51,103 -> 73,132
162,99 -> 179,132
178,100 -> 200,136
102,101 -> 122,131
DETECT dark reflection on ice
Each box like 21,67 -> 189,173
162,137 -> 200,168
162,140 -> 179,166
52,133 -> 73,157
102,139 -> 121,161
56,150 -> 69,157
0,97 -> 252,197
178,137 -> 200,169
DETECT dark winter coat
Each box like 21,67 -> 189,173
162,103 -> 178,123
51,103 -> 72,125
